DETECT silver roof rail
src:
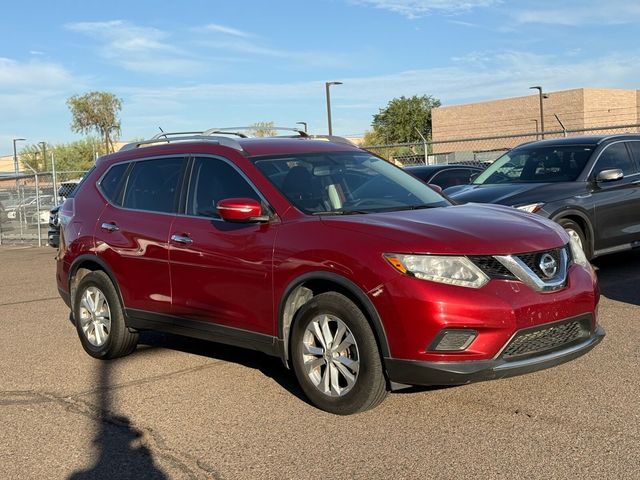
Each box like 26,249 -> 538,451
119,127 -> 355,151
120,131 -> 245,151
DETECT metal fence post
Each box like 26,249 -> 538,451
52,152 -> 58,206
22,162 -> 42,247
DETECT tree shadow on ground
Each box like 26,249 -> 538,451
592,249 -> 640,306
68,360 -> 168,480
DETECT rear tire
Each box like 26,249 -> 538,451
291,292 -> 387,415
73,271 -> 138,359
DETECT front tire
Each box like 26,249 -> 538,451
291,292 -> 387,415
557,218 -> 588,257
73,271 -> 138,359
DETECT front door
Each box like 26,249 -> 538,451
169,156 -> 278,336
591,141 -> 640,252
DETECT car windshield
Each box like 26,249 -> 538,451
473,145 -> 594,184
253,152 -> 449,214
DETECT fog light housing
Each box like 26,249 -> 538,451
428,329 -> 477,351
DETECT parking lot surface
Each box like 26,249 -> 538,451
0,246 -> 638,479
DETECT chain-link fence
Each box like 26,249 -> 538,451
0,170 -> 87,246
364,123 -> 640,166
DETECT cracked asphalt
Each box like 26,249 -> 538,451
0,246 -> 638,479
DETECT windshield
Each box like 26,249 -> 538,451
473,145 -> 594,184
253,152 -> 449,214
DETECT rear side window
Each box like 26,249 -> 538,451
187,157 -> 261,218
99,163 -> 128,205
595,143 -> 636,176
122,157 -> 184,213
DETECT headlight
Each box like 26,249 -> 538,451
569,235 -> 590,269
385,254 -> 489,288
515,202 -> 545,213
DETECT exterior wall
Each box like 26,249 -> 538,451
431,88 -> 640,154
582,88 -> 639,129
0,155 -> 15,173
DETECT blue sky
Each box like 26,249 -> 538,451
2,0 -> 640,152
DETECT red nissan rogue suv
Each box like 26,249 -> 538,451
56,129 -> 604,414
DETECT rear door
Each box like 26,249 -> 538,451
169,155 -> 278,336
96,156 -> 186,314
591,141 -> 640,253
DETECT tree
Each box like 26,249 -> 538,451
371,95 -> 441,144
249,121 -> 277,137
21,138 -> 105,173
67,91 -> 123,153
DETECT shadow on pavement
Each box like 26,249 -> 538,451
137,331 -> 309,404
592,249 -> 640,306
68,360 -> 168,480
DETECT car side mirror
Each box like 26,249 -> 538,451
428,184 -> 443,194
217,198 -> 269,223
595,168 -> 623,183
470,172 -> 480,182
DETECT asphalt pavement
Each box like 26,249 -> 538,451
0,245 -> 638,479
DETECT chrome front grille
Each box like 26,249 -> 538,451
471,245 -> 570,293
501,316 -> 592,361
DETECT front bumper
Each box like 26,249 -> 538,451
385,325 -> 604,386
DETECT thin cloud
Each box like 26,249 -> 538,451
118,49 -> 640,137
65,20 -> 202,74
513,1 -> 640,26
351,0 -> 501,18
200,23 -> 252,38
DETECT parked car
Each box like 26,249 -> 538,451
7,195 -> 54,220
48,206 -> 60,248
446,134 -> 640,259
405,164 -> 485,189
56,129 -> 603,414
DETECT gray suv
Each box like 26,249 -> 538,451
446,134 -> 640,259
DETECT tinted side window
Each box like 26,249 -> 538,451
123,157 -> 184,213
595,143 -> 636,176
188,157 -> 260,218
99,163 -> 128,205
627,142 -> 640,171
430,169 -> 474,189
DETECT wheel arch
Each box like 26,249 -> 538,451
551,208 -> 595,257
277,272 -> 390,367
69,255 -> 125,317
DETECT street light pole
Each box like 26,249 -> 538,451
325,81 -> 343,136
530,86 -> 545,139
296,121 -> 308,133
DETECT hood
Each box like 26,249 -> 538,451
321,203 -> 567,256
446,182 -> 583,206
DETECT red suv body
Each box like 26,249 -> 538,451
56,133 -> 604,414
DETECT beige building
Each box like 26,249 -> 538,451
431,88 -> 640,155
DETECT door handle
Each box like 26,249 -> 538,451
171,234 -> 193,245
101,222 -> 119,232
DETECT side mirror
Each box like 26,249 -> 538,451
595,168 -> 623,183
470,172 -> 480,182
428,184 -> 443,194
217,198 -> 269,223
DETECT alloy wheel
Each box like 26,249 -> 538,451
302,314 -> 360,397
78,286 -> 112,347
